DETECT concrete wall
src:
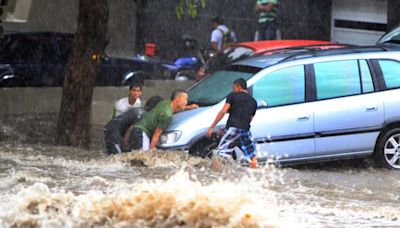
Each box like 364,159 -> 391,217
279,0 -> 332,41
3,0 -> 138,58
0,80 -> 195,128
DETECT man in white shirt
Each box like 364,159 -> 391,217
112,83 -> 142,118
210,16 -> 237,52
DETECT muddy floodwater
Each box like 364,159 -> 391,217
1,115 -> 400,227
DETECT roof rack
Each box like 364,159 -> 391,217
276,45 -> 388,64
254,43 -> 353,57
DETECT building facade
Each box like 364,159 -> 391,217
1,0 -> 138,58
138,0 -> 399,58
1,0 -> 399,59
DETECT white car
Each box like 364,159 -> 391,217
159,45 -> 400,169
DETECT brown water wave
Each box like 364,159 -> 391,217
0,170 -> 279,227
1,143 -> 400,227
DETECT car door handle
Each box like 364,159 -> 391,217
366,106 -> 378,112
297,115 -> 310,121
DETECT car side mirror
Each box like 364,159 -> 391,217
257,100 -> 268,108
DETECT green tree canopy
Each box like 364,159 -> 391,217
133,0 -> 206,19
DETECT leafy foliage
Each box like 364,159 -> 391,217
133,0 -> 206,19
175,0 -> 206,19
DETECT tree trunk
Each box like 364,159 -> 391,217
135,0 -> 147,54
56,0 -> 109,148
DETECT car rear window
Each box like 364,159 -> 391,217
314,60 -> 362,100
379,60 -> 400,89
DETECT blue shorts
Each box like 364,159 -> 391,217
216,127 -> 256,161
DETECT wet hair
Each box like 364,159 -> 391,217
129,83 -> 142,91
144,95 -> 164,111
212,16 -> 223,25
170,89 -> 187,101
233,78 -> 247,90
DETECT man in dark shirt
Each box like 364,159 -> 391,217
207,78 -> 258,168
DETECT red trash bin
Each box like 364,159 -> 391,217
145,43 -> 157,56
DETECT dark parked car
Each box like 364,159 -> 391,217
0,32 -> 165,87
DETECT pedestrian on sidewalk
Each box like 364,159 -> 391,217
255,0 -> 279,40
210,16 -> 237,52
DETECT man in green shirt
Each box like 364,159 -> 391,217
255,0 -> 279,40
125,89 -> 198,151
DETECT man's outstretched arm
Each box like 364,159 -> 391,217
207,103 -> 230,138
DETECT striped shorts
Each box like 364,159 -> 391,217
216,127 -> 256,162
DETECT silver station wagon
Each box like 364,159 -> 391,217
159,46 -> 400,169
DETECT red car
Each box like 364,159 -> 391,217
196,40 -> 348,81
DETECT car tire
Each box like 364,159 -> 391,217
375,127 -> 400,170
0,78 -> 25,87
175,75 -> 189,82
189,138 -> 218,158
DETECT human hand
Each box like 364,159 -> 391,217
262,3 -> 274,12
206,127 -> 213,138
187,104 -> 199,110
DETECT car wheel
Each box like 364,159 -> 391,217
375,128 -> 400,170
189,138 -> 218,158
175,75 -> 189,81
175,69 -> 196,81
0,78 -> 25,87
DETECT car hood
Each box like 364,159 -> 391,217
166,103 -> 223,131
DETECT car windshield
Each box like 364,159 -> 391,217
205,46 -> 254,73
188,65 -> 259,106
378,26 -> 400,44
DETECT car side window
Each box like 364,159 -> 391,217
314,60 -> 361,100
39,39 -> 59,64
57,40 -> 72,63
378,60 -> 400,89
359,60 -> 374,93
10,39 -> 41,63
252,65 -> 305,107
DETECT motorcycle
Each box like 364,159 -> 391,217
123,35 -> 215,85
161,34 -> 216,81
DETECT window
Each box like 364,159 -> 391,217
359,60 -> 374,93
3,0 -> 32,23
314,60 -> 361,100
379,60 -> 400,89
9,39 -> 41,62
252,65 -> 305,107
188,68 -> 256,106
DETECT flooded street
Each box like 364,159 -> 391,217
1,0 -> 399,226
1,145 -> 400,227
1,116 -> 400,227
